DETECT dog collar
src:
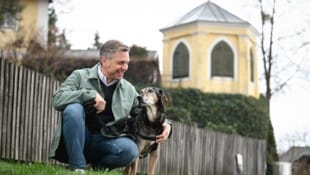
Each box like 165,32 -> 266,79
137,131 -> 157,141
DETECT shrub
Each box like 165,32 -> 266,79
164,88 -> 268,139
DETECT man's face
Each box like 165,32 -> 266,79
101,51 -> 130,83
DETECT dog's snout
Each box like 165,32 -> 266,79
137,95 -> 143,102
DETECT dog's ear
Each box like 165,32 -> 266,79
155,88 -> 169,107
160,90 -> 168,106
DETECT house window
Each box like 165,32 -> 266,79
250,49 -> 254,82
0,13 -> 17,29
0,0 -> 19,30
172,42 -> 189,79
211,41 -> 234,78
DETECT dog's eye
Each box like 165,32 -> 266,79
148,89 -> 154,93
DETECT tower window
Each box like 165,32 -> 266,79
172,42 -> 189,79
211,41 -> 234,78
250,49 -> 254,82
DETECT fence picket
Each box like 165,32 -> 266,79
0,58 -> 4,157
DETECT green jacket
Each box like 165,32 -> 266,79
49,63 -> 139,163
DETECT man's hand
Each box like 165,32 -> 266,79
156,122 -> 171,144
94,93 -> 106,113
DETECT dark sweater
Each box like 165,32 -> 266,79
85,82 -> 117,133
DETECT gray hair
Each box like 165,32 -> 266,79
99,40 -> 129,59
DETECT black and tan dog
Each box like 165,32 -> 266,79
124,87 -> 168,175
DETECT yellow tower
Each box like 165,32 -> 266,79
160,1 -> 259,98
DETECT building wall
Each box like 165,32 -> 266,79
36,0 -> 50,48
161,22 -> 259,98
0,0 -> 49,49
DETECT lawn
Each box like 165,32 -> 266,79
0,159 -> 122,175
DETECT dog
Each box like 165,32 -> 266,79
123,87 -> 168,175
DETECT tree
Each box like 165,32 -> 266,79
256,0 -> 310,174
20,3 -> 71,77
278,130 -> 310,154
93,31 -> 103,49
257,2 -> 278,174
129,44 -> 148,59
48,6 -> 70,49
258,0 -> 310,114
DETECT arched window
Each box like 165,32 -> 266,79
250,49 -> 254,82
211,41 -> 234,78
172,42 -> 189,79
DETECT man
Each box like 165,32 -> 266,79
49,40 -> 171,173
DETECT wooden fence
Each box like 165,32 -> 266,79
140,124 -> 266,175
0,58 -> 61,162
0,58 -> 266,175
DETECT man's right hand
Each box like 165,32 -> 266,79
94,93 -> 106,113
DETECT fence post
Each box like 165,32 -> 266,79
236,153 -> 244,175
273,162 -> 292,175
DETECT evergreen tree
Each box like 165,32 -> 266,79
93,31 -> 103,49
48,6 -> 70,49
129,44 -> 148,58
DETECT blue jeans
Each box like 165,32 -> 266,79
62,103 -> 138,170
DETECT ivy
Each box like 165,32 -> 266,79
164,88 -> 268,139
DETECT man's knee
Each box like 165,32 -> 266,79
63,103 -> 85,122
123,140 -> 139,164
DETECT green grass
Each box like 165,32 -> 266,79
0,159 -> 122,175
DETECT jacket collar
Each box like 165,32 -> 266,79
89,63 -> 100,79
89,63 -> 125,89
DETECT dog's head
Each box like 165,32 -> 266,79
140,87 -> 168,110
138,87 -> 168,124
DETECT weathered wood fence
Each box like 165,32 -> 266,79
0,58 -> 61,162
0,58 -> 266,175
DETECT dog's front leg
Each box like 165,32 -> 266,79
130,158 -> 139,175
123,165 -> 131,175
148,148 -> 159,175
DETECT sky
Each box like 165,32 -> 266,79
53,0 -> 310,153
